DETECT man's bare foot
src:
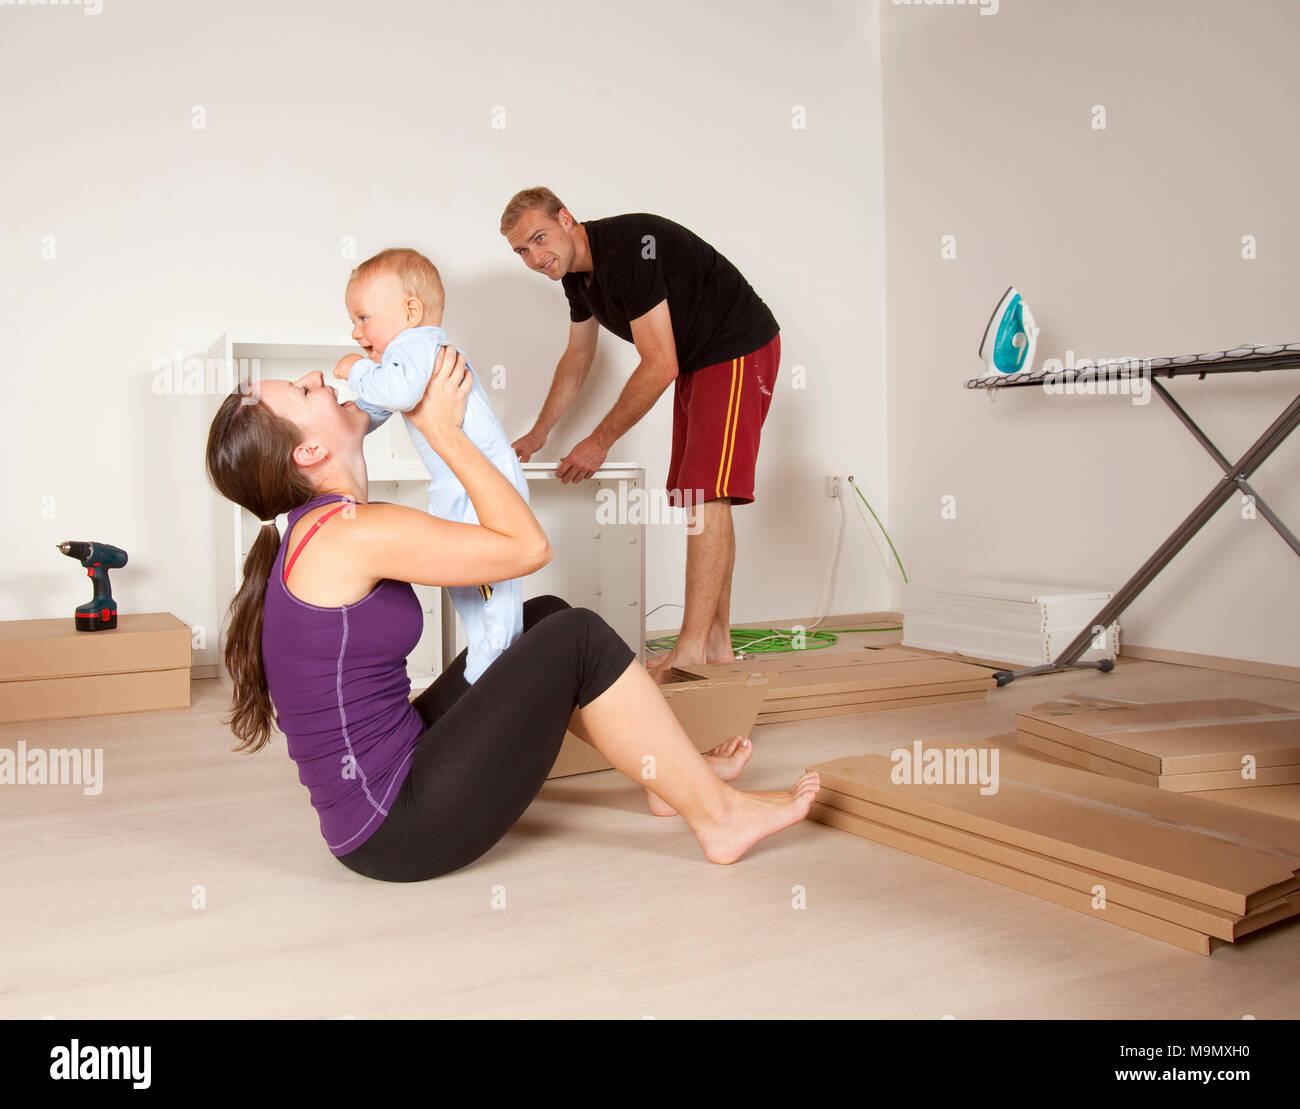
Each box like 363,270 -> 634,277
705,628 -> 735,665
646,736 -> 753,816
646,642 -> 711,684
646,651 -> 676,685
689,772 -> 822,865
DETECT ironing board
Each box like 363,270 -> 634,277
963,343 -> 1300,685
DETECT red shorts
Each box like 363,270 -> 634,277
666,333 -> 780,507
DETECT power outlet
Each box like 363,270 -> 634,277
824,475 -> 842,498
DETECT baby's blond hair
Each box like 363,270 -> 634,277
348,247 -> 445,322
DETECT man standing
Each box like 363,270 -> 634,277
500,187 -> 780,677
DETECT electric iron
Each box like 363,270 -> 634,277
978,286 -> 1039,379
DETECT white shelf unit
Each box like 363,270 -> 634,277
205,333 -> 645,696
446,461 -> 647,674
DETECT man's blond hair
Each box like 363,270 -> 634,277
348,247 -> 445,322
499,187 -> 570,236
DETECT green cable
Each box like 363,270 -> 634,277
646,478 -> 908,657
849,477 -> 908,584
731,628 -> 838,653
646,625 -> 903,655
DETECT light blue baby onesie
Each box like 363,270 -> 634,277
348,325 -> 528,684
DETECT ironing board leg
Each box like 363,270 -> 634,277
993,387 -> 1300,686
992,659 -> 1113,687
1150,379 -> 1300,556
1231,477 -> 1300,555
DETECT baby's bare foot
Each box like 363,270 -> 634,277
691,772 -> 821,865
646,737 -> 754,816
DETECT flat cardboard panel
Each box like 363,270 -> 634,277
1017,729 -> 1300,792
756,660 -> 991,698
1016,740 -> 1300,824
978,748 -> 1300,856
808,801 -> 1214,955
681,647 -> 991,701
0,613 -> 191,682
1195,784 -> 1300,821
765,679 -> 991,713
758,689 -> 987,724
1018,697 -> 1300,775
806,750 -> 1300,914
1016,729 -> 1156,787
0,668 -> 191,724
546,674 -> 767,779
816,786 -> 1299,941
1234,891 -> 1300,938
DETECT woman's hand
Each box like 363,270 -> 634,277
409,345 -> 472,445
357,344 -> 551,590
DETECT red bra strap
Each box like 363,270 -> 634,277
283,502 -> 352,583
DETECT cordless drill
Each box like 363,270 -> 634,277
56,541 -> 128,631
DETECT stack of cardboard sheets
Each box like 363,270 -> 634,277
807,747 -> 1300,954
677,647 -> 992,724
902,578 -> 1118,667
1016,695 -> 1300,792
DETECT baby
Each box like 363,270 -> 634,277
333,247 -> 529,685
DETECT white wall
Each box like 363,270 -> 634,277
0,0 -> 889,664
880,0 -> 1300,667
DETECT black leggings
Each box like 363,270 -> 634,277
336,596 -> 635,882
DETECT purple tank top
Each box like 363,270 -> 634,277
261,493 -> 425,856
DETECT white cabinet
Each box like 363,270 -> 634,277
205,334 -> 645,696
447,462 -> 647,675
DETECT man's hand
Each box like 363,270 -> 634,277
333,353 -> 364,382
556,434 -> 610,483
512,426 -> 548,463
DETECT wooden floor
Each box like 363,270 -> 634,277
4,636 -> 1299,1019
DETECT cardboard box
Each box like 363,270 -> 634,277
547,672 -> 768,779
1016,695 -> 1300,790
0,613 -> 192,724
806,749 -> 1300,915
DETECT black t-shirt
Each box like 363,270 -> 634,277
561,214 -> 779,373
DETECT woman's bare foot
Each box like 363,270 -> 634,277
646,736 -> 753,816
688,771 -> 822,865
